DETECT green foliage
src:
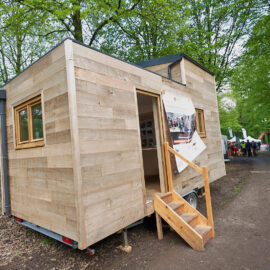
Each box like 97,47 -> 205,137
0,0 -> 65,86
230,11 -> 270,138
100,0 -> 187,62
100,0 -> 265,92
0,0 -> 268,139
218,95 -> 242,136
180,0 -> 264,92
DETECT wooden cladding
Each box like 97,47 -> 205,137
195,109 -> 206,138
14,95 -> 44,149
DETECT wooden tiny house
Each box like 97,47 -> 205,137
1,39 -> 225,250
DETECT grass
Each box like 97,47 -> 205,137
220,200 -> 228,206
233,182 -> 244,195
41,238 -> 52,245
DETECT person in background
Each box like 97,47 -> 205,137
231,142 -> 235,156
241,141 -> 246,156
252,141 -> 257,156
258,141 -> 261,150
246,140 -> 252,157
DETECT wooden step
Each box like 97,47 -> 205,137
159,192 -> 172,199
194,225 -> 212,245
159,192 -> 173,203
194,225 -> 211,237
167,201 -> 184,211
154,191 -> 214,251
180,213 -> 197,224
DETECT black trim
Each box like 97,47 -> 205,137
1,38 -> 186,88
0,88 -> 10,216
0,89 -> 7,100
137,53 -> 182,68
0,39 -> 68,88
168,59 -> 181,80
137,53 -> 215,76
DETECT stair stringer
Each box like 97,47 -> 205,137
172,191 -> 214,239
154,195 -> 205,251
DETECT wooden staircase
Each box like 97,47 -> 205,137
154,142 -> 215,251
154,191 -> 213,251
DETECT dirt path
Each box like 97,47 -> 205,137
0,152 -> 269,270
143,153 -> 270,270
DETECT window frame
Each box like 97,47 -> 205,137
195,108 -> 206,138
14,95 -> 44,149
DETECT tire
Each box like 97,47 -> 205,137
184,192 -> 198,209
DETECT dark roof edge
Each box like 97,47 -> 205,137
181,53 -> 214,76
168,58 -> 182,80
1,38 -> 186,88
70,38 -> 186,86
1,38 -> 69,88
137,53 -> 215,76
137,53 -> 182,68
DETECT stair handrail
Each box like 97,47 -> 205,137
164,142 -> 214,235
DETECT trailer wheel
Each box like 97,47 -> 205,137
184,192 -> 198,209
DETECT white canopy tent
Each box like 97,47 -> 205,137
241,136 -> 261,143
228,136 -> 236,143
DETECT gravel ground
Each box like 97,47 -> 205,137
0,152 -> 269,270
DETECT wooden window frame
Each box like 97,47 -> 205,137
14,95 -> 44,149
195,108 -> 206,138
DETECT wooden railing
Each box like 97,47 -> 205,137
164,142 -> 214,235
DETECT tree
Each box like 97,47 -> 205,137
180,0 -> 265,92
99,0 -> 188,63
18,0 -> 142,46
231,11 -> 270,138
99,0 -> 265,92
218,94 -> 242,136
0,1 -> 64,86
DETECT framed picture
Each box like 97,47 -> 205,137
140,119 -> 156,148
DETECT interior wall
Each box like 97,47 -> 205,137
137,94 -> 159,177
142,150 -> 159,176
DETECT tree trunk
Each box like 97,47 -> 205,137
71,0 -> 83,42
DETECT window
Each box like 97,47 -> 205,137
195,109 -> 206,138
15,96 -> 44,149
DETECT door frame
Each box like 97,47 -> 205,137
136,89 -> 167,194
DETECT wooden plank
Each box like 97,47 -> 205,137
4,42 -> 79,243
202,166 -> 215,237
75,67 -> 134,91
154,195 -> 204,251
152,97 -> 166,193
155,212 -> 163,240
64,40 -> 86,249
172,191 -> 209,225
82,168 -> 142,195
146,62 -> 172,77
85,201 -> 144,247
164,142 -> 173,192
168,145 -> 203,174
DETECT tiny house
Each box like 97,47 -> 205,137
0,39 -> 225,250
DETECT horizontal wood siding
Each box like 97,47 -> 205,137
72,42 -> 225,246
3,44 -> 78,240
2,40 -> 225,249
73,43 -> 154,247
146,62 -> 171,78
162,59 -> 226,195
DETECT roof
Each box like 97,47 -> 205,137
137,54 -> 182,68
137,53 -> 214,76
1,38 -> 186,88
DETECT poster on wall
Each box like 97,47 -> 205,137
162,92 -> 206,173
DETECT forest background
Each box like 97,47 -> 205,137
0,0 -> 269,140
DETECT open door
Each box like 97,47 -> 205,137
136,90 -> 165,205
